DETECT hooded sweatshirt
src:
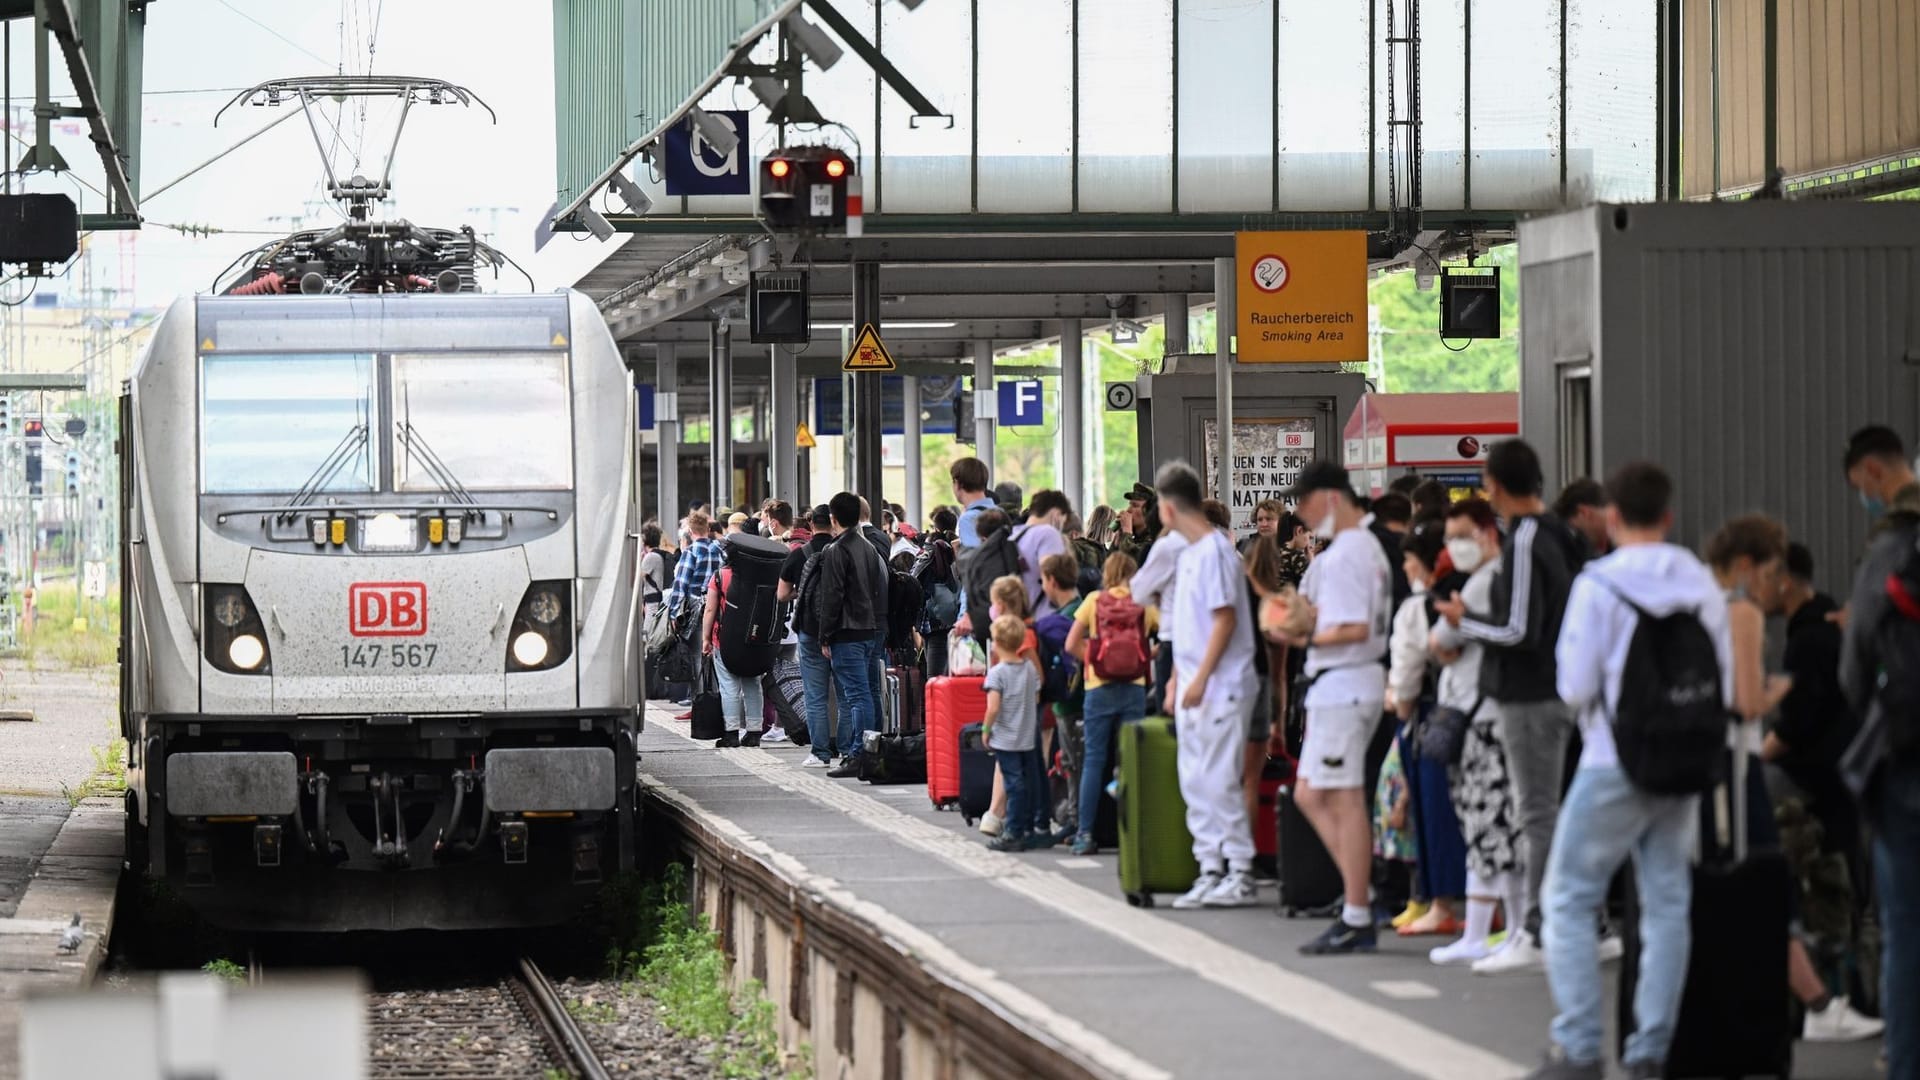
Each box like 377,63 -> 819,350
1555,542 -> 1734,771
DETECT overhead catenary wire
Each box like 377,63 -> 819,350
215,0 -> 332,67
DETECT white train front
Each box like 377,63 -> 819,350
119,290 -> 642,930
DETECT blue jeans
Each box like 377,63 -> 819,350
710,650 -> 763,732
1878,757 -> 1920,1080
1028,739 -> 1052,834
995,747 -> 1034,841
1403,712 -> 1467,900
1078,683 -> 1144,841
1542,765 -> 1698,1068
828,635 -> 881,755
796,633 -> 837,761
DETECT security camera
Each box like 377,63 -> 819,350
688,107 -> 740,160
784,12 -> 844,71
608,172 -> 652,216
579,207 -> 616,242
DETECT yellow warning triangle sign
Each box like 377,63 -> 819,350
842,322 -> 896,372
796,421 -> 818,449
200,337 -> 216,351
551,332 -> 569,347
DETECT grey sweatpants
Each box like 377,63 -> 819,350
1494,697 -> 1574,938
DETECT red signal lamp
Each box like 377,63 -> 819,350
768,158 -> 791,179
824,158 -> 846,179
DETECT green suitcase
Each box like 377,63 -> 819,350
1116,715 -> 1199,907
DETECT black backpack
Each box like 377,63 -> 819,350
959,525 -> 1026,644
1602,583 -> 1727,795
885,569 -> 924,650
715,533 -> 790,678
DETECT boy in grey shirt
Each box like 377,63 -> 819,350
983,615 -> 1043,852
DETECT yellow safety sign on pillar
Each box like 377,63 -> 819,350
1234,230 -> 1368,363
796,421 -> 818,449
842,323 -> 896,372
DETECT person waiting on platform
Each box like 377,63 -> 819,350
1276,460 -> 1393,950
1154,461 -> 1261,910
982,614 -> 1045,853
1065,551 -> 1157,856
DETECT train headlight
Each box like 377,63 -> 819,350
527,590 -> 562,625
212,593 -> 249,629
511,631 -> 549,668
228,634 -> 266,671
505,580 -> 573,673
204,585 -> 271,676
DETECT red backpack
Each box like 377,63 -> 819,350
1089,591 -> 1151,682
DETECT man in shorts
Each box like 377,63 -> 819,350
1281,461 -> 1392,954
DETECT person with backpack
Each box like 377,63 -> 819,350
1431,439 -> 1583,975
1531,462 -> 1732,1080
792,505 -> 846,768
911,531 -> 962,675
1840,424 -> 1920,1079
959,507 -> 1021,646
700,554 -> 765,749
1064,551 -> 1158,856
951,457 -> 999,549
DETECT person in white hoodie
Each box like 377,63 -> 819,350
1529,463 -> 1732,1080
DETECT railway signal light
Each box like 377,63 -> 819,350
64,449 -> 79,493
0,396 -> 11,435
758,147 -> 853,232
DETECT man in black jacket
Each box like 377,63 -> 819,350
1433,439 -> 1581,975
812,492 -> 889,778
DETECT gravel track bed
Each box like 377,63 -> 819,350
368,980 -> 562,1079
558,977 -> 734,1078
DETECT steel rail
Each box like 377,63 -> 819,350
515,956 -> 613,1080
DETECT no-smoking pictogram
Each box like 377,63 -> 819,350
1250,254 -> 1290,293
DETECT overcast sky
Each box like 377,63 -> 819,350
6,0 -> 606,308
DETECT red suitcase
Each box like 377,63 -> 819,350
926,675 -> 988,809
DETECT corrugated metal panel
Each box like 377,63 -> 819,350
1683,0 -> 1920,196
551,0 -> 774,204
1522,202 -> 1920,598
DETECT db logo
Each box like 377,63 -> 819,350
349,582 -> 428,637
1285,433 -> 1304,447
1457,436 -> 1482,458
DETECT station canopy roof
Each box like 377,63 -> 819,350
551,0 -> 1658,368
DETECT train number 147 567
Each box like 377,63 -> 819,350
340,643 -> 438,669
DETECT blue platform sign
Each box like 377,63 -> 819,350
635,384 -> 655,431
813,377 -> 958,437
998,379 -> 1045,427
662,110 -> 750,196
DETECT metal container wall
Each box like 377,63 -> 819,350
1519,201 -> 1920,596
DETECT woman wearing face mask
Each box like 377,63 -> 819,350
1384,522 -> 1471,936
1426,497 -> 1527,965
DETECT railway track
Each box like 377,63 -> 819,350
355,956 -> 610,1080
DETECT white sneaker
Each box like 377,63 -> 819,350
800,755 -> 830,769
1471,931 -> 1545,976
1429,936 -> 1494,966
1802,996 -> 1885,1042
1596,932 -> 1624,963
1171,872 -> 1224,910
1202,870 -> 1260,908
978,812 -> 1004,837
762,726 -> 789,744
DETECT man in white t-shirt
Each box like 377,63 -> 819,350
1280,460 -> 1391,954
1154,461 -> 1261,910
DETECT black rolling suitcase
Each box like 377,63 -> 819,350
1618,749 -> 1793,1079
958,722 -> 994,824
1277,783 -> 1343,916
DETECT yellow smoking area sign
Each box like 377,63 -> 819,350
1234,230 -> 1368,363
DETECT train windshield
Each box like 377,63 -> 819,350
202,353 -> 377,494
392,352 -> 572,491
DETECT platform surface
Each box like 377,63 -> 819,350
638,703 -> 1885,1080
